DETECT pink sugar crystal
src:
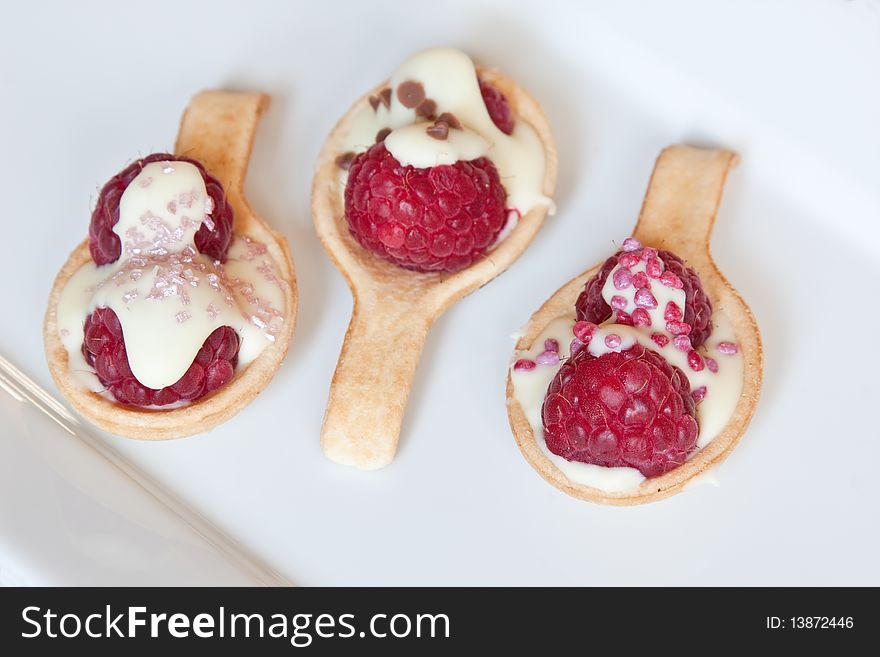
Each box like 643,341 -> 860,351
634,287 -> 658,309
717,341 -> 739,355
513,358 -> 536,371
641,247 -> 658,262
610,295 -> 628,311
664,301 -> 682,322
618,252 -> 641,268
544,338 -> 560,353
673,335 -> 692,352
645,257 -> 663,279
632,271 -> 649,289
692,386 -> 707,404
660,271 -> 683,289
604,333 -> 622,350
687,350 -> 705,371
613,267 -> 633,290
573,320 -> 596,343
536,350 -> 560,366
651,333 -> 670,348
632,308 -> 652,327
666,320 -> 692,336
570,338 -> 585,356
622,237 -> 641,252
706,357 -> 719,373
615,310 -> 633,326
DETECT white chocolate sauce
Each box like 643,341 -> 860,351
384,123 -> 490,168
339,47 -> 554,241
56,161 -> 287,398
510,312 -> 743,492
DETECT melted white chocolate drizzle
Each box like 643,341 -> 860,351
56,160 -> 287,399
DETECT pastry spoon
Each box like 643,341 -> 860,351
507,144 -> 762,504
312,70 -> 557,469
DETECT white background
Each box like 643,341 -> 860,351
2,0 -> 879,585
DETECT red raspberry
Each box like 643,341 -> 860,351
575,248 -> 713,347
344,142 -> 507,273
89,153 -> 234,266
542,343 -> 698,478
479,78 -> 514,135
81,307 -> 239,407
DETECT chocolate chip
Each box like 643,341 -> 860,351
335,151 -> 356,170
437,112 -> 462,129
416,99 -> 437,118
426,121 -> 449,140
375,128 -> 391,143
397,80 -> 425,109
368,88 -> 392,112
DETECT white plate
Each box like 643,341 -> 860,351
1,0 -> 878,585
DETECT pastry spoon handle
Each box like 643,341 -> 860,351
175,90 -> 269,229
632,145 -> 738,268
321,291 -> 432,470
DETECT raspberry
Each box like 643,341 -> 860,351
542,343 -> 698,478
479,78 -> 514,135
89,153 -> 234,266
575,247 -> 713,347
81,307 -> 239,407
344,142 -> 507,273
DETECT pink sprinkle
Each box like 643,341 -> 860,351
604,334 -> 622,350
632,308 -> 652,327
175,311 -> 191,324
674,335 -> 693,351
622,237 -> 642,252
645,257 -> 663,279
618,252 -> 641,268
651,333 -> 670,348
688,350 -> 705,371
666,320 -> 692,335
572,320 -> 596,343
570,339 -> 585,356
612,267 -> 633,290
706,357 -> 719,373
615,310 -> 633,326
632,271 -> 649,289
664,301 -> 682,322
513,358 -> 536,371
660,271 -> 683,289
634,287 -> 658,309
717,341 -> 739,355
641,247 -> 658,262
536,350 -> 560,366
610,295 -> 628,311
544,338 -> 560,353
692,386 -> 707,404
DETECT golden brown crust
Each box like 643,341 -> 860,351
43,91 -> 297,440
312,66 -> 558,469
506,145 -> 763,504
